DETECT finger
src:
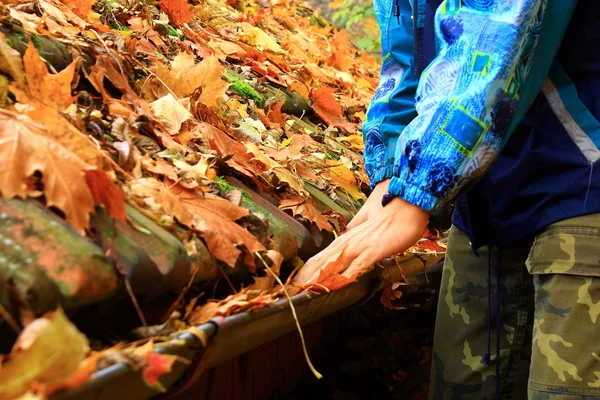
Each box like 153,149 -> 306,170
342,247 -> 378,278
345,211 -> 367,232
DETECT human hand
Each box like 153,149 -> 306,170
294,196 -> 430,285
345,179 -> 390,232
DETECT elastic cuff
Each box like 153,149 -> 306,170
388,177 -> 439,212
369,163 -> 396,190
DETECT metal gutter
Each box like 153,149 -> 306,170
50,254 -> 435,400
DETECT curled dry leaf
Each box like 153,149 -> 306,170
129,178 -> 265,268
131,341 -> 186,393
280,195 -> 333,232
0,110 -> 95,234
380,280 -> 407,311
0,308 -> 89,400
150,94 -> 193,135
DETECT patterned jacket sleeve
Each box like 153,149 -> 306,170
362,0 -> 419,189
386,0 -> 576,213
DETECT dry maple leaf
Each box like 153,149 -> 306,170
303,245 -> 358,291
280,195 -> 333,232
131,341 -> 183,393
160,0 -> 194,25
325,30 -> 353,72
14,41 -> 78,111
325,163 -> 366,201
0,110 -> 95,234
311,86 -> 357,133
266,102 -> 289,129
26,106 -> 104,168
156,53 -> 228,108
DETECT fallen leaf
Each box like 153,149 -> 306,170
380,280 -> 406,311
129,179 -> 265,268
266,102 -> 289,129
150,93 -> 193,135
131,341 -> 180,393
240,26 -> 286,54
303,245 -> 358,291
311,86 -> 356,133
0,32 -> 25,88
0,110 -> 95,234
325,30 -> 353,72
280,195 -> 333,232
326,163 -> 366,200
156,52 -> 228,108
62,0 -> 100,23
85,169 -> 126,222
16,41 -> 78,111
160,0 -> 194,25
26,106 -> 104,168
0,309 -> 89,400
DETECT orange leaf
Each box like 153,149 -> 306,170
266,102 -> 289,129
325,30 -> 353,72
306,245 -> 358,291
16,41 -> 78,111
311,86 -> 357,133
160,0 -> 194,25
62,0 -> 100,23
0,110 -> 94,234
380,280 -> 406,310
155,53 -> 228,108
132,341 -> 179,393
85,170 -> 126,222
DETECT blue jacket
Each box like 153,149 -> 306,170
364,0 -> 600,247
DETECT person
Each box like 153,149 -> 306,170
294,0 -> 600,398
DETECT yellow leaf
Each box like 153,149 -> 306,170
328,163 -> 366,200
240,26 -> 286,54
0,309 -> 89,400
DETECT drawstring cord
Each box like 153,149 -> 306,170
484,244 -> 502,400
393,0 -> 401,24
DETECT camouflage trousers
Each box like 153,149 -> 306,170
429,214 -> 600,399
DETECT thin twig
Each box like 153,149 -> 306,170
256,252 -> 323,380
0,304 -> 21,334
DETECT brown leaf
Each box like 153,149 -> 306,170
16,41 -> 78,111
150,93 -> 192,135
311,86 -> 357,133
0,110 -> 94,234
26,106 -> 104,168
280,195 -> 333,232
196,122 -> 263,179
129,179 -> 265,268
85,170 -> 126,222
160,0 -> 194,25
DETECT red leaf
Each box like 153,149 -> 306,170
266,102 -> 289,129
85,169 -> 126,222
142,351 -> 176,392
159,0 -> 194,25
